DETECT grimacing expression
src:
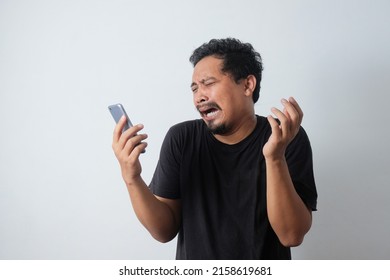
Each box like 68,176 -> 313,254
191,56 -> 250,135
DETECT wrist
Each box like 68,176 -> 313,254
124,175 -> 144,188
264,156 -> 287,165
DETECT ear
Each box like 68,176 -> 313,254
244,75 -> 257,97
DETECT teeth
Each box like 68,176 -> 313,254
206,110 -> 218,117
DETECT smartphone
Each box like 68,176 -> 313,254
108,103 -> 133,132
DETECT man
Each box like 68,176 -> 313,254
112,38 -> 317,259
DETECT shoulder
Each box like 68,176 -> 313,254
167,119 -> 204,137
161,119 -> 205,149
290,126 -> 311,146
255,114 -> 310,144
285,125 -> 313,161
158,119 -> 206,162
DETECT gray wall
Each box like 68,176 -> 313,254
1,0 -> 389,259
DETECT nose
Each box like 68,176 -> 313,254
194,87 -> 209,105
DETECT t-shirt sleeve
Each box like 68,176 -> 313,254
285,127 -> 318,211
149,126 -> 182,199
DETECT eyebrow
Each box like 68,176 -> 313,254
190,82 -> 197,88
190,77 -> 216,88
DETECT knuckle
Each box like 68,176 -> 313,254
128,137 -> 139,147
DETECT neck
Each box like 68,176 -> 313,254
213,114 -> 257,145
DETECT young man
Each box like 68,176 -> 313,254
112,38 -> 317,259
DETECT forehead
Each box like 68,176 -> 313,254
192,56 -> 224,81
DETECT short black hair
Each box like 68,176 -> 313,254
189,38 -> 263,103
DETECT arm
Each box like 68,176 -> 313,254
263,97 -> 312,247
112,116 -> 181,243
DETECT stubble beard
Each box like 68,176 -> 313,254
197,102 -> 230,135
206,121 -> 229,135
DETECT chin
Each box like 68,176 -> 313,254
207,122 -> 228,135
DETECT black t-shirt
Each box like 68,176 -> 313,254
150,115 -> 317,260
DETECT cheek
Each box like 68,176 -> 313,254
221,92 -> 245,113
192,91 -> 201,106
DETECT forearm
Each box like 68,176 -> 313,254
266,158 -> 312,247
111,120 -> 179,242
126,176 -> 180,243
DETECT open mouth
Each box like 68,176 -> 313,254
203,108 -> 219,118
197,103 -> 221,121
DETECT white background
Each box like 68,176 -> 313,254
1,0 -> 389,259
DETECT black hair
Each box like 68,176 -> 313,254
189,38 -> 263,103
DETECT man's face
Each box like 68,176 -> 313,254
191,56 -> 249,135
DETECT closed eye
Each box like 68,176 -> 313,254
190,78 -> 218,93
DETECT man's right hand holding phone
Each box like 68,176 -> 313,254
111,116 -> 180,243
112,116 -> 148,186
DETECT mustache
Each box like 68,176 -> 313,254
196,102 -> 221,112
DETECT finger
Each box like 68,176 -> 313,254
280,98 -> 305,140
281,98 -> 300,127
129,142 -> 148,161
267,115 -> 282,139
271,107 -> 290,134
117,124 -> 145,150
288,97 -> 304,124
271,107 -> 287,123
112,116 -> 127,144
123,133 -> 148,156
